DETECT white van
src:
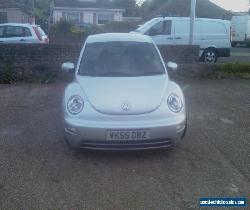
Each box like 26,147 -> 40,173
231,15 -> 250,47
133,17 -> 231,63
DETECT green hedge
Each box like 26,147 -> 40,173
50,20 -> 140,36
213,63 -> 250,79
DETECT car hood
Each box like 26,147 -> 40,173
77,75 -> 168,115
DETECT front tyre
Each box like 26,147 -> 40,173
64,135 -> 80,151
203,48 -> 217,64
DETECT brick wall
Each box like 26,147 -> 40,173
0,43 -> 199,81
0,44 -> 81,81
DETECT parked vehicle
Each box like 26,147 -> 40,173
231,15 -> 250,47
62,33 -> 187,150
0,23 -> 49,44
133,17 -> 231,63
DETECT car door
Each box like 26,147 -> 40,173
173,19 -> 190,45
145,20 -> 174,46
4,25 -> 32,43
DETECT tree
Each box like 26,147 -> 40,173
34,0 -> 52,32
112,0 -> 141,16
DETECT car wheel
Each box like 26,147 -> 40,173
64,136 -> 80,151
181,118 -> 187,139
203,49 -> 217,64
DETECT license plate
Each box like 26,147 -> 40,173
106,129 -> 150,141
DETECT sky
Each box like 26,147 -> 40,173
210,0 -> 249,12
137,0 -> 249,12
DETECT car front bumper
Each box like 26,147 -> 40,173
64,116 -> 187,150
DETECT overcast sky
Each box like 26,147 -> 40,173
137,0 -> 249,12
210,0 -> 249,11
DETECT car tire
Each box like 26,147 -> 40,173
181,118 -> 187,139
202,48 -> 218,64
64,136 -> 80,151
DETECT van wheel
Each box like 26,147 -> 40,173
203,49 -> 217,63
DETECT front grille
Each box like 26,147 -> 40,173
80,139 -> 173,150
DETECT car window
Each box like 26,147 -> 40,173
0,26 -> 4,38
37,26 -> 46,36
146,20 -> 172,36
23,27 -> 32,37
79,41 -> 165,77
5,26 -> 25,37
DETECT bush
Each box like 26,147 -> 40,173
0,63 -> 17,84
50,19 -> 74,34
104,21 -> 140,33
82,25 -> 105,36
213,63 -> 250,79
50,20 -> 140,36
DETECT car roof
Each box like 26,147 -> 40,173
154,17 -> 230,23
0,23 -> 37,27
86,33 -> 153,44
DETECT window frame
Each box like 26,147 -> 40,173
146,20 -> 172,36
4,26 -> 32,38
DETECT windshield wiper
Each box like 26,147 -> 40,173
85,72 -> 132,77
136,71 -> 164,76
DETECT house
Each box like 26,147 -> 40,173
0,0 -> 35,24
52,0 -> 125,25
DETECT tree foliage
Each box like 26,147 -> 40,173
111,0 -> 141,16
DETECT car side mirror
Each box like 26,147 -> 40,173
167,62 -> 178,71
62,62 -> 75,73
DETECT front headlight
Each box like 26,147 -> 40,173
67,95 -> 84,115
167,94 -> 183,113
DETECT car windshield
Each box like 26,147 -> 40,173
78,41 -> 165,77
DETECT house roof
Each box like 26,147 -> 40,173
146,0 -> 231,20
54,0 -> 115,9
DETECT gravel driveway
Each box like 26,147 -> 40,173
0,79 -> 249,210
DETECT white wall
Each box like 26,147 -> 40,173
113,12 -> 123,22
53,10 -> 63,23
53,9 -> 123,25
84,12 -> 94,24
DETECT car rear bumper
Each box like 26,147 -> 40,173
64,116 -> 187,150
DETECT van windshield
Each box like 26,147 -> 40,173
78,41 -> 165,77
135,18 -> 159,33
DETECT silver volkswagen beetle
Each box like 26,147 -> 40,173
62,33 -> 187,150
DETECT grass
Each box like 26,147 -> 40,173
213,63 -> 250,79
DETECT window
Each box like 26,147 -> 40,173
97,14 -> 113,24
6,26 -> 23,37
146,20 -> 172,36
5,26 -> 31,38
0,26 -> 4,38
79,41 -> 165,77
67,13 -> 79,24
23,27 -> 32,37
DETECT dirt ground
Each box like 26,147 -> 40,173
0,79 -> 249,210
